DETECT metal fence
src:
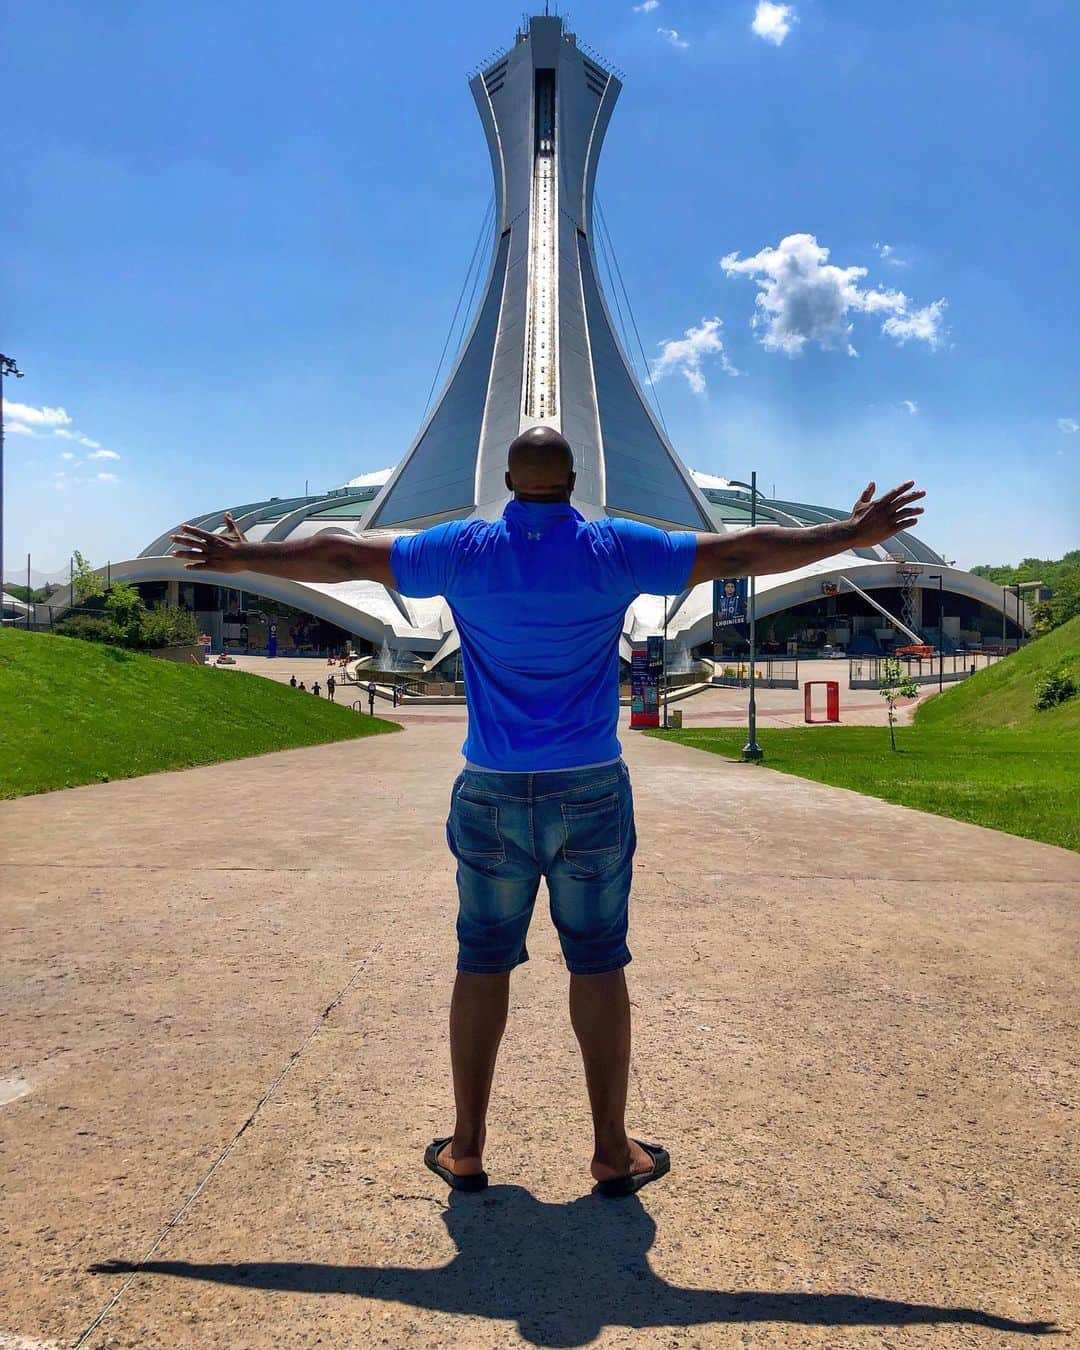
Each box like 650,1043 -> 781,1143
710,658 -> 800,690
849,652 -> 1002,689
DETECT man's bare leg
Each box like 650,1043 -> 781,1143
437,971 -> 510,1177
569,969 -> 654,1182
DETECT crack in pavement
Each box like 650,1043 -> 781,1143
72,941 -> 385,1348
5,864 -> 1074,884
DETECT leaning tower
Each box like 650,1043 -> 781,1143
365,13 -> 713,533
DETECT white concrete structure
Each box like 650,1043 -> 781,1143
92,14 -> 1026,661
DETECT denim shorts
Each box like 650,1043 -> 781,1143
445,761 -> 637,976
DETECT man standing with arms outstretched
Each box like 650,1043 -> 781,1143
172,429 -> 924,1197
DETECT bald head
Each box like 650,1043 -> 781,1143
505,426 -> 575,503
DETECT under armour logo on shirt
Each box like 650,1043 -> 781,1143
527,531 -> 543,540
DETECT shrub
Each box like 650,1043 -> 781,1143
138,603 -> 200,650
1034,670 -> 1077,711
55,615 -> 126,645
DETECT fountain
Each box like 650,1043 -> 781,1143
665,641 -> 692,675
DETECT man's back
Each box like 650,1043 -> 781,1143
391,499 -> 694,771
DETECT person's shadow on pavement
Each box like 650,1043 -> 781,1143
91,1185 -> 1060,1346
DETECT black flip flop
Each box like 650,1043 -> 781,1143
593,1140 -> 670,1198
424,1136 -> 489,1192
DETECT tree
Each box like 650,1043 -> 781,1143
1049,564 -> 1080,628
3,584 -> 42,604
970,551 -> 1080,633
879,658 -> 920,751
104,582 -> 145,644
72,551 -> 104,603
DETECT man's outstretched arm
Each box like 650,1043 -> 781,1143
170,513 -> 397,588
685,480 -> 926,587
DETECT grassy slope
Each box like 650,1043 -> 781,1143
0,628 -> 399,798
914,615 -> 1080,732
650,725 -> 1078,851
648,620 -> 1080,852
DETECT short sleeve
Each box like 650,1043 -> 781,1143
390,520 -> 470,598
607,518 -> 697,596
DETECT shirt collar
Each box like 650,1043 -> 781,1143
503,498 -> 581,528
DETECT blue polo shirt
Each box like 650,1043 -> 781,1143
390,500 -> 697,771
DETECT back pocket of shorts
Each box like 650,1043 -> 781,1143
449,795 -> 506,865
560,794 -> 621,877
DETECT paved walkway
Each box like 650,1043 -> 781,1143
1,716 -> 1077,1348
224,655 -> 919,728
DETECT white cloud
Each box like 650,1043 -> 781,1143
651,317 -> 739,394
96,472 -> 119,483
721,233 -> 948,355
902,399 -> 918,414
1057,417 -> 1079,434
54,427 -> 102,449
633,0 -> 659,10
752,1 -> 796,45
6,401 -> 72,429
7,398 -> 126,479
876,241 -> 908,267
657,26 -> 689,48
881,299 -> 947,348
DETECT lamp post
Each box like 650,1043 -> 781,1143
1,354 -> 26,595
730,473 -> 764,761
661,595 -> 669,729
928,573 -> 943,695
1013,582 -> 1023,648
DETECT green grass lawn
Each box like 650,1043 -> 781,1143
647,725 -> 1078,851
647,619 -> 1080,852
914,615 -> 1079,733
0,628 -> 400,798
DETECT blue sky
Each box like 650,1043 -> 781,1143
3,0 -> 1077,576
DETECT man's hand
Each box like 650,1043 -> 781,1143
845,480 -> 925,549
171,519 -> 251,573
687,478 -> 927,586
169,516 -> 397,586
221,511 -> 248,544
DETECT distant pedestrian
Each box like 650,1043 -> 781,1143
327,674 -> 336,702
391,685 -> 398,708
298,681 -> 306,692
367,680 -> 377,715
313,681 -> 321,697
289,674 -> 297,688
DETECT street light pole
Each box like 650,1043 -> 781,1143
928,574 -> 943,695
1014,583 -> 1023,648
742,470 -> 763,761
662,595 -> 669,729
1,354 -> 26,595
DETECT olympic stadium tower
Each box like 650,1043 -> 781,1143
367,14 -> 713,535
94,14 -> 1024,661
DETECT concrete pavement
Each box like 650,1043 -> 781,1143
224,654 -> 920,729
1,714 -> 1077,1347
